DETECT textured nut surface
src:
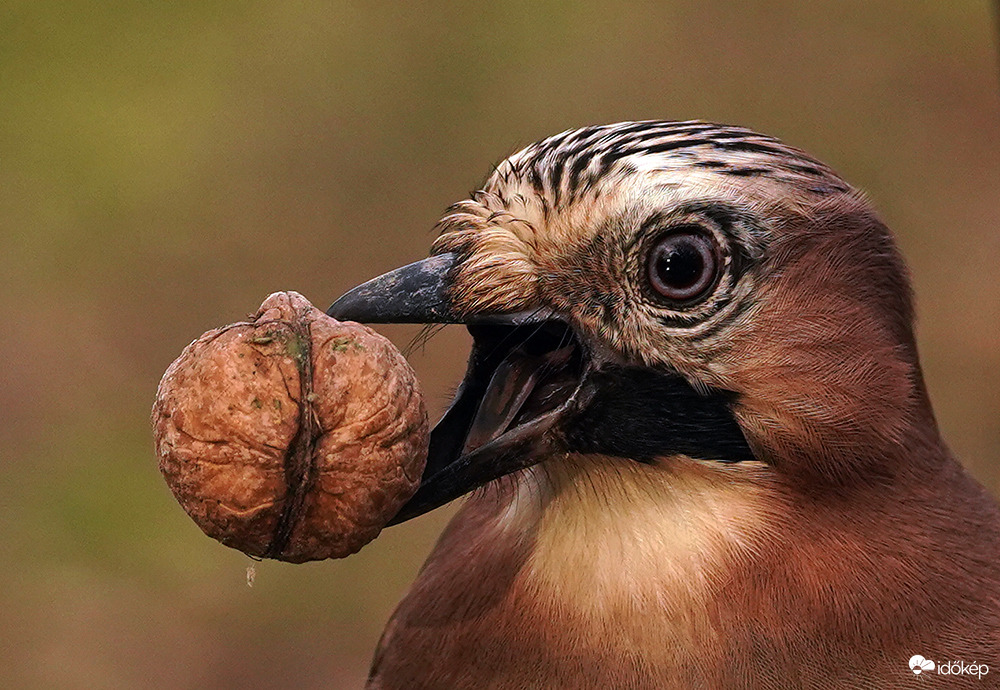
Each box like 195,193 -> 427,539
152,291 -> 428,562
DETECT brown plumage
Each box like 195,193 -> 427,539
332,121 -> 1000,688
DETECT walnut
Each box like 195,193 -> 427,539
152,291 -> 428,562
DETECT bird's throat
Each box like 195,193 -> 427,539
484,454 -> 776,615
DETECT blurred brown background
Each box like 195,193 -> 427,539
2,1 -> 998,687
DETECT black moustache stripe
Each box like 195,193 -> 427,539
563,366 -> 756,464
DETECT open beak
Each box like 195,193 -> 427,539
328,253 -> 586,524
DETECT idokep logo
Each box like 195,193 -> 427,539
909,654 -> 990,680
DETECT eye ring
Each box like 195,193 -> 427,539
646,228 -> 721,304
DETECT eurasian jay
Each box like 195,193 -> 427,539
329,121 -> 1000,689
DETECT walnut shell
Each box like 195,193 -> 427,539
152,291 -> 428,562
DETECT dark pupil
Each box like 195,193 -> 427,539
656,239 -> 704,290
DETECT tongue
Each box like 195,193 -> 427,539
463,351 -> 545,454
463,345 -> 575,454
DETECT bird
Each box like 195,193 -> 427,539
328,120 -> 1000,689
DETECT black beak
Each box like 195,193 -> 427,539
328,252 -> 552,327
328,253 -> 583,524
327,253 -> 458,324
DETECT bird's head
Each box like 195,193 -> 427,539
330,121 -> 933,524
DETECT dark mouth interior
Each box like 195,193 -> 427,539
423,320 -> 583,478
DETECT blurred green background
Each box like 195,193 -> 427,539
2,1 -> 999,687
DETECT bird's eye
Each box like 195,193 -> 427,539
646,229 -> 720,303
